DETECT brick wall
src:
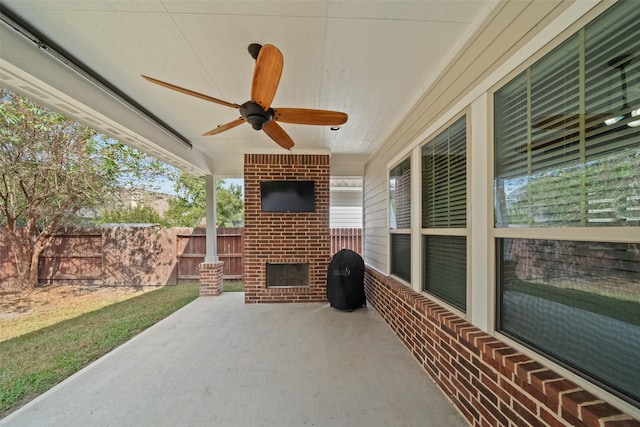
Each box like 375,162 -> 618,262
364,267 -> 640,427
243,154 -> 330,303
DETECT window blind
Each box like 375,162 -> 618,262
390,233 -> 411,283
422,116 -> 467,228
494,0 -> 640,227
424,235 -> 466,311
390,158 -> 411,229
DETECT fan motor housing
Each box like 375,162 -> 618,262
240,101 -> 274,130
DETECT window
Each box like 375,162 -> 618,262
421,116 -> 467,311
389,158 -> 411,283
390,234 -> 411,283
390,158 -> 411,230
494,3 -> 640,228
424,235 -> 466,309
494,1 -> 640,405
498,239 -> 640,404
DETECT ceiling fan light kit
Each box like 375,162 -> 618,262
603,53 -> 639,129
604,115 -> 625,126
604,107 -> 640,128
142,43 -> 348,150
628,108 -> 640,127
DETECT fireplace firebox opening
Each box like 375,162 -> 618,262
266,263 -> 310,288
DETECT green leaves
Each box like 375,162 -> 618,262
97,205 -> 163,225
161,174 -> 244,227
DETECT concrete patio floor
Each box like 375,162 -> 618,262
1,292 -> 467,427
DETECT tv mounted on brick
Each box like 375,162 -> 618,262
260,180 -> 315,213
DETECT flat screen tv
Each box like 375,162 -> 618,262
260,180 -> 315,212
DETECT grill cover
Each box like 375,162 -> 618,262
326,249 -> 366,311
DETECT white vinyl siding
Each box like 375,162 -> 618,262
363,174 -> 389,272
330,206 -> 362,228
330,189 -> 363,228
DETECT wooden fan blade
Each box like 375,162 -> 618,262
141,75 -> 240,109
273,108 -> 348,126
262,121 -> 294,150
251,44 -> 283,111
202,117 -> 245,136
532,113 -> 610,131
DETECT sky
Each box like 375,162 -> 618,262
156,176 -> 243,196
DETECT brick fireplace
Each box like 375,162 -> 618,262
243,153 -> 330,303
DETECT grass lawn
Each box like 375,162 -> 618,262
511,280 -> 640,326
223,281 -> 245,292
0,284 -> 199,417
0,287 -> 158,342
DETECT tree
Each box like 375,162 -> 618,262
216,181 -> 244,227
163,172 -> 244,227
163,173 -> 206,227
96,205 -> 164,225
504,149 -> 640,226
0,88 -> 168,288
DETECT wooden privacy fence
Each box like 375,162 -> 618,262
330,227 -> 362,255
175,228 -> 244,284
0,227 -> 361,286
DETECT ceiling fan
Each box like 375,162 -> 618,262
142,43 -> 348,150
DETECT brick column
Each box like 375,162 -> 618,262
198,261 -> 224,296
243,153 -> 331,303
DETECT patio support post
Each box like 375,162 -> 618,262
204,175 -> 218,263
199,175 -> 224,296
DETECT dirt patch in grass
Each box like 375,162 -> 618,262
0,285 -> 157,340
1,285 -> 150,315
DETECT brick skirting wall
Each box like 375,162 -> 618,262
364,267 -> 639,427
243,154 -> 330,303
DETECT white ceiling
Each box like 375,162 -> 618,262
0,1 -> 497,177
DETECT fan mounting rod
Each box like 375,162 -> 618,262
240,101 -> 274,130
